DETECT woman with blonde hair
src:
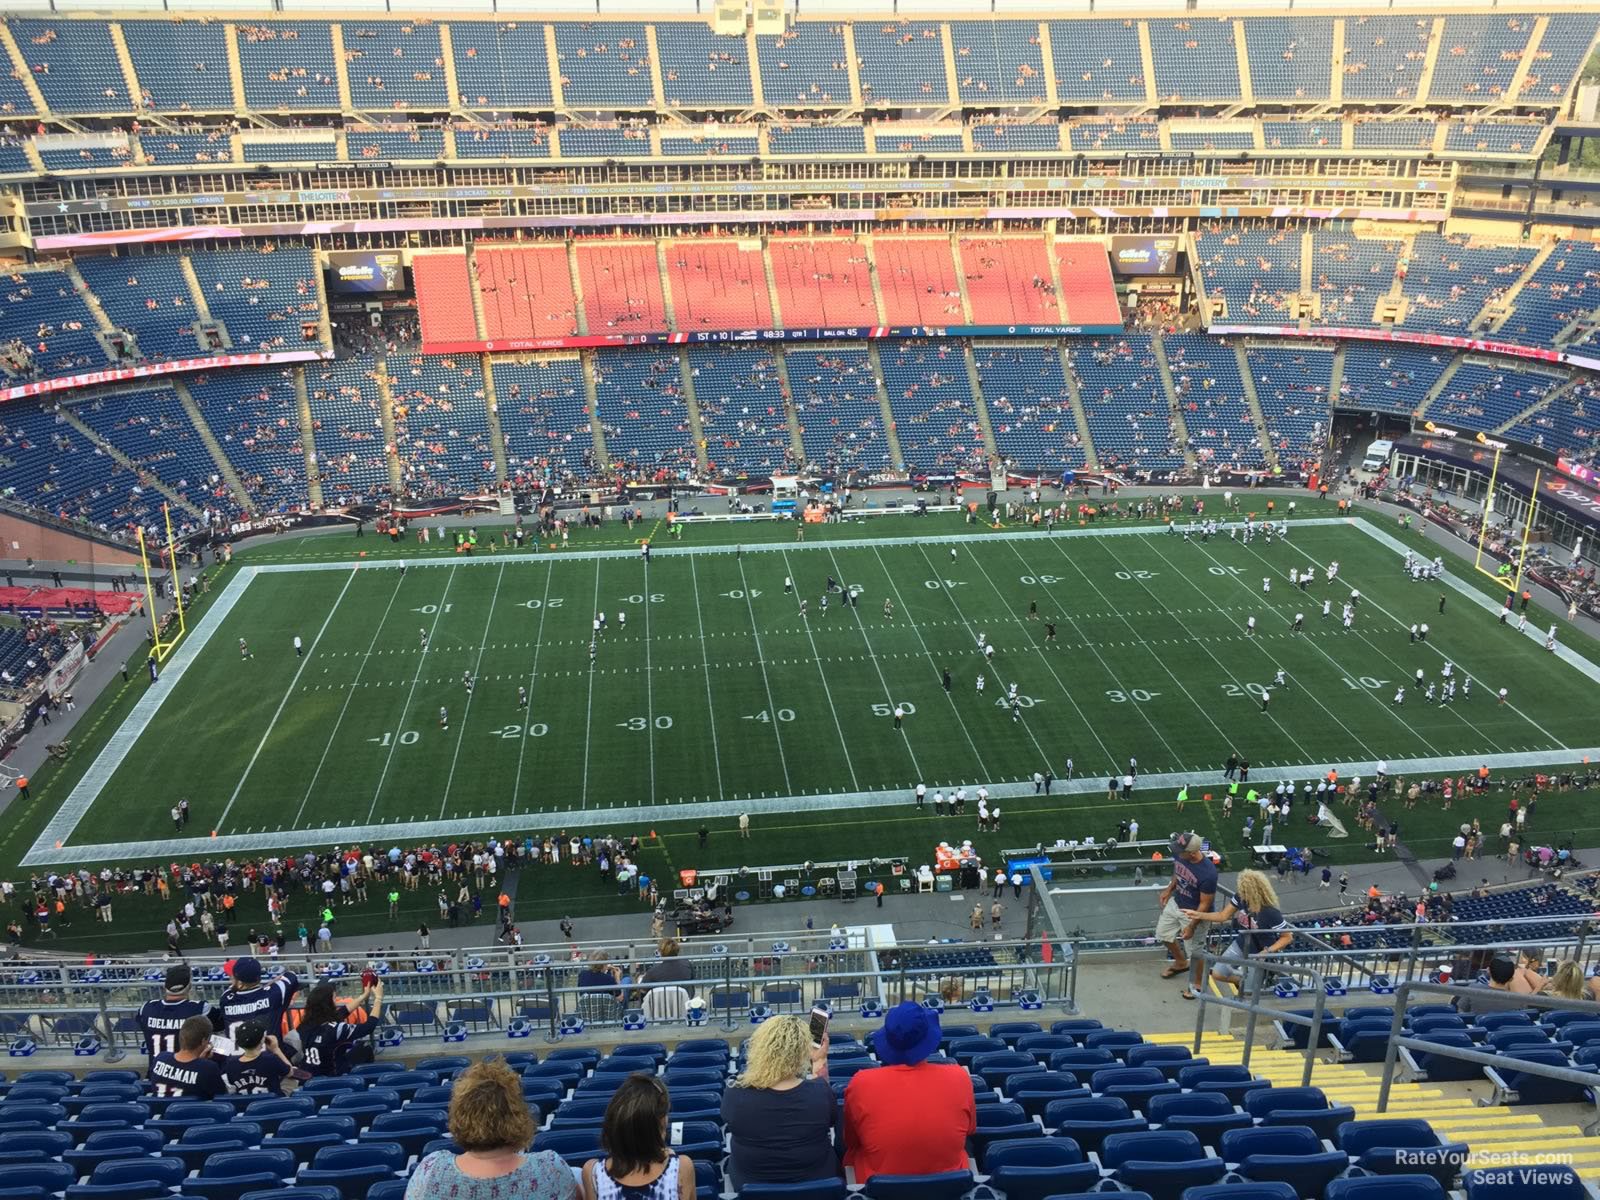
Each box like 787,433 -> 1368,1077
1181,868 -> 1293,999
405,1059 -> 577,1199
1547,960 -> 1587,1001
720,1014 -> 839,1192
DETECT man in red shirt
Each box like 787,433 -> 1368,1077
842,1002 -> 976,1183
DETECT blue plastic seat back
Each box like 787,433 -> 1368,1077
311,1142 -> 405,1172
1100,1129 -> 1204,1169
65,1183 -> 170,1200
861,1170 -> 973,1199
203,1148 -> 298,1180
1244,1087 -> 1328,1119
1237,1150 -> 1354,1194
735,1182 -> 848,1199
986,1160 -> 1100,1200
982,1135 -> 1084,1172
1147,1092 -> 1233,1123
1049,1048 -> 1116,1073
0,1130 -> 72,1161
1185,1184 -> 1298,1200
1324,1174 -> 1448,1200
89,1156 -> 187,1186
1115,1156 -> 1226,1200
1222,1124 -> 1322,1161
0,1162 -> 74,1193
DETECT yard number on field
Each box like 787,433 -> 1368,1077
619,716 -> 674,730
872,702 -> 916,717
721,589 -> 762,599
520,598 -> 564,609
1343,676 -> 1389,690
413,603 -> 452,614
1106,689 -> 1159,703
495,724 -> 550,738
622,594 -> 665,604
370,731 -> 420,745
1018,575 -> 1061,585
1222,683 -> 1268,699
1114,570 -> 1157,581
995,695 -> 1041,708
744,709 -> 795,722
925,579 -> 966,589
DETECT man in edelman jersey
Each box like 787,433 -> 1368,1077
149,1015 -> 226,1098
219,956 -> 300,1037
136,964 -> 221,1066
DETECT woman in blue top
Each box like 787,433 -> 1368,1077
721,1015 -> 838,1191
1182,868 -> 1293,998
296,980 -> 384,1076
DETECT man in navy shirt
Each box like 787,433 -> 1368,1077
219,956 -> 299,1038
1154,833 -> 1217,997
136,964 -> 221,1066
149,1015 -> 225,1098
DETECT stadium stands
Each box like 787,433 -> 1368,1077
557,127 -> 650,159
553,22 -> 654,110
187,367 -> 310,511
473,245 -> 579,343
343,21 -> 450,110
1351,119 -> 1434,152
1399,234 -> 1538,334
488,356 -> 595,488
1147,17 -> 1241,102
0,402 -> 149,530
665,242 -> 775,333
1050,18 -> 1145,103
1335,345 -> 1450,418
590,348 -> 696,477
1429,360 -> 1564,435
139,131 -> 230,166
70,388 -> 239,518
685,346 -> 794,476
655,22 -> 752,109
120,19 -> 233,113
1507,376 -> 1600,464
1055,244 -> 1123,329
767,124 -> 866,156
975,344 -> 1088,474
1341,14 -> 1434,102
241,136 -> 338,164
1194,227 -> 1302,321
9,18 -> 133,115
756,21 -> 851,109
453,127 -> 550,159
187,247 -> 323,351
574,243 -> 669,335
1493,242 -> 1600,348
235,21 -> 341,111
411,254 -> 481,348
72,255 -> 198,364
1163,335 -> 1265,471
1262,120 -> 1341,150
970,123 -> 1062,153
855,20 -> 949,107
388,353 -> 497,497
1244,346 -> 1334,465
767,236 -> 879,329
1071,336 -> 1186,476
1311,229 -> 1403,327
878,340 -> 988,474
1427,14 -> 1536,104
948,20 -> 1046,106
957,236 -> 1059,327
874,237 -> 965,328
1523,13 -> 1600,102
305,356 -> 390,501
791,347 -> 891,473
449,20 -> 555,110
1068,118 -> 1159,153
1244,17 -> 1334,102
346,127 -> 447,162
2,266 -> 110,381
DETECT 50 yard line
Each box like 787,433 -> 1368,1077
216,567 -> 359,832
438,563 -> 506,819
365,566 -> 458,824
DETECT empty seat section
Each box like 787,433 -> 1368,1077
487,356 -> 595,487
879,340 -> 986,474
756,21 -> 851,108
241,136 -> 337,164
665,242 -> 774,332
1312,228 -> 1402,326
73,387 -> 240,516
187,366 -> 311,510
958,236 -> 1058,326
2,266 -> 112,382
1262,121 -> 1342,151
856,20 -> 949,105
0,140 -> 32,174
1521,14 -> 1600,103
0,403 -> 146,528
347,128 -> 446,162
388,353 -> 496,497
1163,334 -> 1264,471
1342,15 -> 1434,102
659,133 -> 758,158
121,19 -> 233,112
1336,346 -> 1448,417
1245,345 -> 1333,467
976,344 -> 1086,472
971,123 -> 1062,153
791,347 -> 890,473
1508,376 -> 1600,463
11,19 -> 134,114
474,245 -> 578,342
306,355 -> 390,500
1054,243 -> 1123,327
1148,17 -> 1241,101
557,128 -> 649,159
575,243 -> 668,335
1493,240 -> 1600,347
1428,15 -> 1535,104
140,131 -> 231,165
767,125 -> 866,156
73,254 -> 198,363
450,21 -> 554,109
1399,233 -> 1537,334
1170,129 -> 1254,153
1430,361 -> 1561,435
591,349 -> 695,476
455,128 -> 550,159
411,254 -> 481,347
1443,121 -> 1543,158
1244,17 -> 1333,101
655,22 -> 752,108
189,246 -> 322,351
1069,118 -> 1160,154
1051,19 -> 1145,103
343,21 -> 448,109
768,237 -> 878,329
37,141 -> 132,171
1193,226 -> 1302,320
1071,336 -> 1185,475
1351,120 -> 1434,152
874,237 -> 963,327
686,346 -> 794,476
948,21 -> 1045,106
553,22 -> 654,109
236,21 -> 340,110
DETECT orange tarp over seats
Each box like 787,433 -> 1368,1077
0,587 -> 140,615
575,241 -> 669,335
768,235 -> 880,328
1055,242 -> 1124,327
664,241 -> 774,332
412,254 -> 481,345
475,244 -> 580,341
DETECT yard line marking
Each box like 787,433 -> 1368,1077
364,566 -> 458,825
641,556 -> 656,805
438,563 -> 506,820
737,555 -> 797,792
775,551 -> 852,792
218,566 -> 360,832
870,546 -> 992,780
510,563 -> 556,813
291,567 -> 409,829
1145,534 -> 1394,759
580,559 -> 603,808
823,548 -> 921,780
687,556 -> 726,801
1043,537 -> 1311,760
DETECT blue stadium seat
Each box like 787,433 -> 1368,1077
531,1128 -> 603,1167
1324,1176 -> 1447,1200
972,1052 -> 1043,1092
65,1183 -> 171,1200
1049,1097 -> 1147,1153
969,1102 -> 1040,1159
170,1122 -> 265,1173
1227,1123 -> 1350,1195
89,1157 -> 187,1188
1337,1120 -> 1469,1186
0,1130 -> 72,1163
0,1163 -> 73,1197
990,1022 -> 1043,1046
736,1182 -> 847,1199
1185,1185 -> 1299,1200
1048,1049 -> 1116,1074
234,1098 -> 314,1134
239,1190 -> 343,1200
361,1111 -> 447,1160
1090,1067 -> 1179,1110
1145,1091 -> 1251,1147
295,1142 -> 405,1198
1103,1129 -> 1226,1200
148,1100 -> 235,1139
320,1097 -> 389,1132
62,1129 -> 166,1176
861,1171 -> 973,1199
262,1116 -> 354,1166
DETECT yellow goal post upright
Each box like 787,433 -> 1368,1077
136,502 -> 189,663
1471,443 -> 1541,594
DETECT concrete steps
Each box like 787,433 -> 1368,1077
1150,334 -> 1197,471
173,379 -> 254,514
770,347 -> 807,471
867,342 -> 906,472
676,347 -> 711,475
1058,342 -> 1098,470
1233,343 -> 1281,473
292,366 -> 323,509
478,357 -> 510,487
962,343 -> 1000,471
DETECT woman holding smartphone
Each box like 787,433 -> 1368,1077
720,1013 -> 839,1192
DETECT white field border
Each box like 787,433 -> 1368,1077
22,518 -> 1600,866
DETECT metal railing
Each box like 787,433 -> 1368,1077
1192,949 -> 1328,1087
1376,980 -> 1600,1132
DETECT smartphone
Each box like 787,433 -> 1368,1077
809,1005 -> 829,1046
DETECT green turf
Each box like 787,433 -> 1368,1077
37,510 -> 1598,862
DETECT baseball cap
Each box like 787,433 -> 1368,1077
230,956 -> 262,984
164,964 -> 191,994
1177,834 -> 1204,854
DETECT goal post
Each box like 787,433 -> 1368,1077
1472,445 -> 1539,593
136,503 -> 189,663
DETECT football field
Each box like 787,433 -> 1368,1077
23,513 -> 1600,866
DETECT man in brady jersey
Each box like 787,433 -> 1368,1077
137,964 -> 221,1067
218,956 -> 300,1038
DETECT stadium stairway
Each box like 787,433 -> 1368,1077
581,355 -> 611,470
291,366 -> 324,510
960,344 -> 1001,474
1234,342 -> 1282,474
374,360 -> 405,495
1058,343 -> 1098,470
866,343 -> 908,472
1478,243 -> 1558,336
1414,356 -> 1466,421
1150,334 -> 1199,472
1145,1029 -> 1600,1179
53,402 -> 208,521
769,348 -> 808,467
176,257 -> 224,349
478,359 -> 510,484
173,379 -> 253,514
675,346 -> 714,476
1491,372 -> 1585,438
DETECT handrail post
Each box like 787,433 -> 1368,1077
1404,923 -> 1423,983
1377,980 -> 1410,1113
898,954 -> 908,1006
1304,977 -> 1326,1087
723,954 -> 734,1030
1241,954 -> 1264,1072
1193,948 -> 1208,1056
544,969 -> 559,1041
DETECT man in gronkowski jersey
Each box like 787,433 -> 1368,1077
218,956 -> 299,1038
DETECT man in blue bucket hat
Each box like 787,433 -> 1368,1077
842,1001 -> 976,1182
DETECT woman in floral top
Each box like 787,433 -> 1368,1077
406,1059 -> 578,1200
